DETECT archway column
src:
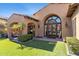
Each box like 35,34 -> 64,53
37,21 -> 44,37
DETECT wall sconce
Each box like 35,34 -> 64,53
38,25 -> 40,28
65,21 -> 68,27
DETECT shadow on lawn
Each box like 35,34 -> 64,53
21,40 -> 57,52
0,38 -> 7,40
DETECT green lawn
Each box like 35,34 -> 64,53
0,38 -> 67,56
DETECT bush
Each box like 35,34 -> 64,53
66,37 -> 79,45
72,45 -> 79,54
66,37 -> 79,54
18,34 -> 33,42
0,31 -> 8,38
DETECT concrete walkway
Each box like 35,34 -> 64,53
34,37 -> 63,42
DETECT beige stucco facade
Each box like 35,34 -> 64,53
7,14 -> 39,38
7,3 -> 79,40
71,6 -> 79,40
33,4 -> 72,38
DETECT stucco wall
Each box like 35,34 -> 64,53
7,14 -> 39,37
7,14 -> 27,37
24,17 -> 39,37
33,4 -> 72,38
71,6 -> 79,40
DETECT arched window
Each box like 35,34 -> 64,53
44,15 -> 62,38
45,16 -> 61,24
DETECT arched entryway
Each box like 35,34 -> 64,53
44,15 -> 62,38
27,23 -> 35,36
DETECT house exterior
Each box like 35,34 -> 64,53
67,4 -> 79,40
7,3 -> 79,40
0,17 -> 7,32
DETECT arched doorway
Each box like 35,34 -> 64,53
44,15 -> 62,38
27,23 -> 35,36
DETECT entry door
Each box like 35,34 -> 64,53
28,23 -> 35,36
47,24 -> 57,38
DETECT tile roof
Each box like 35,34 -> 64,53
13,13 -> 39,22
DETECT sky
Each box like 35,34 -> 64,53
0,3 -> 48,18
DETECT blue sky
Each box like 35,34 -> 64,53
0,3 -> 48,18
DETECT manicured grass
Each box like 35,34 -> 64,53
0,38 -> 67,56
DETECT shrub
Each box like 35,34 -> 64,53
66,37 -> 79,54
18,34 -> 33,42
66,37 -> 79,45
72,44 -> 79,54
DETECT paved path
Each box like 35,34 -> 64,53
34,37 -> 63,42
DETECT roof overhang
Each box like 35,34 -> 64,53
13,13 -> 39,22
24,16 -> 39,22
67,3 -> 79,17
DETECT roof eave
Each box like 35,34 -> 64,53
13,13 -> 39,22
24,16 -> 39,22
67,3 -> 79,17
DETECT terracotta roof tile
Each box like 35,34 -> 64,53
13,13 -> 39,22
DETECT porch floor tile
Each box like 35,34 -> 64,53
34,37 -> 63,42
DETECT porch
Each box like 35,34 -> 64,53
34,37 -> 63,42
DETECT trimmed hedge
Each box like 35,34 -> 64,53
18,34 -> 33,42
66,37 -> 79,54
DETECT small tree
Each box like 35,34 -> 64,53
18,23 -> 25,35
11,23 -> 25,36
11,23 -> 26,49
18,23 -> 26,49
